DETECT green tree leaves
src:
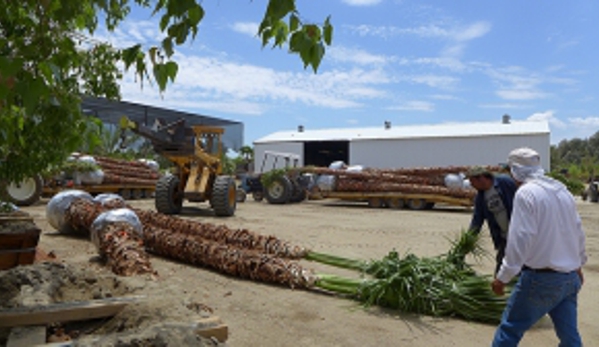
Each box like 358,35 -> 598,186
259,0 -> 333,72
0,0 -> 333,185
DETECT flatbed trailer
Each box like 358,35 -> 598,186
42,183 -> 156,200
317,191 -> 473,210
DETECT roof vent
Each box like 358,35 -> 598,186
298,125 -> 304,132
502,114 -> 511,124
384,121 -> 391,129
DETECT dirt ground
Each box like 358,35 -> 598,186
12,196 -> 599,346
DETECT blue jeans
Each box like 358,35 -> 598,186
492,269 -> 582,347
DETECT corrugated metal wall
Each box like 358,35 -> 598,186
349,134 -> 550,170
254,133 -> 550,172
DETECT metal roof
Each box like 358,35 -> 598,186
81,96 -> 244,151
254,120 -> 550,144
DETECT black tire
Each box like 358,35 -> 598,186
368,197 -> 385,208
289,179 -> 307,203
407,199 -> 428,210
131,188 -> 143,200
119,188 -> 132,200
155,175 -> 183,215
3,175 -> 43,206
252,191 -> 264,202
590,183 -> 599,203
236,189 -> 247,203
211,175 -> 236,217
386,198 -> 405,209
265,176 -> 292,204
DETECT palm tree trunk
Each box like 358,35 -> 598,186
134,209 -> 308,258
65,199 -> 155,276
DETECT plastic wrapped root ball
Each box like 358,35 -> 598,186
93,193 -> 127,209
79,169 -> 104,185
90,208 -> 143,254
444,174 -> 465,190
46,190 -> 93,233
316,175 -> 336,191
139,158 -> 160,171
328,161 -> 347,170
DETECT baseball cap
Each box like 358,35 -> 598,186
466,166 -> 490,178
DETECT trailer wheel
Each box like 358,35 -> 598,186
130,189 -> 143,200
236,189 -> 247,203
265,176 -> 292,204
119,188 -> 132,200
252,191 -> 264,202
155,175 -> 183,214
407,199 -> 428,210
386,198 -> 405,209
3,175 -> 43,206
368,198 -> 385,208
211,175 -> 236,217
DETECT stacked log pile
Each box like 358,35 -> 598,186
309,165 -> 503,200
94,156 -> 159,186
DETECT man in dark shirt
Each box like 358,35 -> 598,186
467,166 -> 518,274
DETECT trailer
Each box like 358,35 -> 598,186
42,183 -> 156,201
316,190 -> 473,210
1,174 -> 157,207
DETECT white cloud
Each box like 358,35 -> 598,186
402,57 -> 466,72
527,110 -> 566,128
568,116 -> 599,127
341,0 -> 383,5
93,20 -> 164,48
346,21 -> 491,42
387,101 -> 435,112
496,89 -> 549,100
430,94 -> 459,100
406,75 -> 458,89
347,119 -> 359,125
487,67 -> 550,101
329,46 -> 391,65
119,52 -> 394,117
478,103 -> 529,109
452,22 -> 491,42
231,22 -> 259,38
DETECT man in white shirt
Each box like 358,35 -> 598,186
491,147 -> 587,347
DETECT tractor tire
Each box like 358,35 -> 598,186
289,179 -> 307,203
265,176 -> 292,204
590,183 -> 599,203
3,175 -> 43,206
155,175 -> 183,215
211,175 -> 237,217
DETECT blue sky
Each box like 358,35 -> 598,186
100,0 -> 599,147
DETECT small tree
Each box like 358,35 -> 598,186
0,0 -> 332,185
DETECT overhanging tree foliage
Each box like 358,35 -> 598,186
0,0 -> 332,185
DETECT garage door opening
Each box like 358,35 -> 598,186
304,141 -> 349,167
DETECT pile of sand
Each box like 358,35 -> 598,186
0,262 -> 223,346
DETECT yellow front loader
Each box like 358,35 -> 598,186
120,116 -> 237,217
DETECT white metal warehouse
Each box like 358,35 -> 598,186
252,117 -> 550,173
